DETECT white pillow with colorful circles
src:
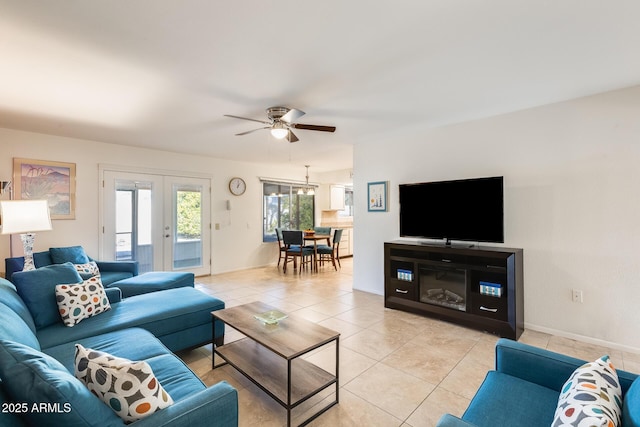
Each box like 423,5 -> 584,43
55,276 -> 111,327
74,344 -> 173,423
74,261 -> 100,278
552,355 -> 622,427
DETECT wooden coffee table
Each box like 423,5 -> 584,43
211,301 -> 340,426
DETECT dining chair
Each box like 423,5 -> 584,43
316,229 -> 343,270
275,227 -> 290,268
282,230 -> 314,274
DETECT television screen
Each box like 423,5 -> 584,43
399,176 -> 504,244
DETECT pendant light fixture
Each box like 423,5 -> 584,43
298,165 -> 315,196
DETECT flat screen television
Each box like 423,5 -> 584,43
399,176 -> 504,244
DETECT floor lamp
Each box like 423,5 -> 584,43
0,200 -> 52,271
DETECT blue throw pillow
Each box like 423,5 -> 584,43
0,340 -> 119,427
12,263 -> 83,329
50,246 -> 90,264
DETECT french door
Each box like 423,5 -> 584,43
101,170 -> 211,276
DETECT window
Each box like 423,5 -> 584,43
263,181 -> 315,242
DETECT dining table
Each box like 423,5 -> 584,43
303,233 -> 331,272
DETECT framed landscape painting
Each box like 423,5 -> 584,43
13,158 -> 76,219
368,181 -> 388,212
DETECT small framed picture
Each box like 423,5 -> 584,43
13,158 -> 76,220
368,181 -> 388,212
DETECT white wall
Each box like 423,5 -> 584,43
0,128 -> 312,275
353,85 -> 640,352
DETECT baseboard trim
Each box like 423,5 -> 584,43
525,322 -> 640,354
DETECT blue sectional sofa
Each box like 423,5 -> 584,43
436,338 -> 639,427
0,269 -> 237,426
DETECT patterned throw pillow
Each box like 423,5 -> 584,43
74,261 -> 100,278
74,344 -> 174,423
55,276 -> 111,327
552,355 -> 622,427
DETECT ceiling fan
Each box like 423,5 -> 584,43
224,106 -> 336,143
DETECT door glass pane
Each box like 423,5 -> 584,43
115,190 -> 133,261
136,188 -> 153,273
174,188 -> 202,269
115,184 -> 153,273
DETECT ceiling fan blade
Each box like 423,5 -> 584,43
291,123 -> 336,132
281,108 -> 305,123
224,114 -> 271,125
236,127 -> 270,136
287,130 -> 299,143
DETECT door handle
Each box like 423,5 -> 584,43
479,306 -> 498,313
395,289 -> 409,294
165,234 -> 170,238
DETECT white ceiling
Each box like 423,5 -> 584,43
1,1 -> 639,171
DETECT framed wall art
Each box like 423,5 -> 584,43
367,181 -> 388,212
13,158 -> 76,219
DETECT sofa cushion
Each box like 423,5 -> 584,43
0,302 -> 40,350
74,344 -> 173,423
44,328 -> 205,400
463,371 -> 560,427
0,339 -> 120,427
0,380 -> 27,427
44,328 -> 170,371
12,263 -> 83,329
623,377 -> 640,427
56,276 -> 111,327
50,246 -> 90,265
0,278 -> 38,338
551,355 -> 622,427
0,279 -> 35,330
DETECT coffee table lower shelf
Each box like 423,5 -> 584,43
214,338 -> 338,426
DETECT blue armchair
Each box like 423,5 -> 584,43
437,338 -> 639,427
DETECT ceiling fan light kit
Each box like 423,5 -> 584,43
224,106 -> 336,143
270,123 -> 288,139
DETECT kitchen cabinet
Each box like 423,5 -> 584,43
328,185 -> 345,210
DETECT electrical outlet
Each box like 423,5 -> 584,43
572,289 -> 583,303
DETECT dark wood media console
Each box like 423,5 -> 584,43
384,241 -> 523,340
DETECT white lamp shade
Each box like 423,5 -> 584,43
270,127 -> 289,139
0,200 -> 53,234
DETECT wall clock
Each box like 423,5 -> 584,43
229,177 -> 246,196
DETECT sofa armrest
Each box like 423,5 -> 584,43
131,381 -> 238,427
436,414 -> 477,427
105,287 -> 122,303
95,260 -> 139,276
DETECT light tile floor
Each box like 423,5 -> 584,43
177,257 -> 640,426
